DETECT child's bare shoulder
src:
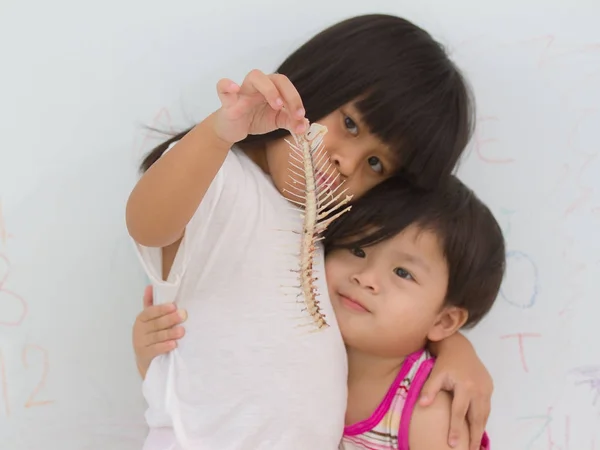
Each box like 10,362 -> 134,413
408,391 -> 469,450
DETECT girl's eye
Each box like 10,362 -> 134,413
394,267 -> 414,281
368,156 -> 384,174
350,247 -> 366,258
344,115 -> 359,135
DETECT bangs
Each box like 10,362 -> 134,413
282,14 -> 475,188
352,51 -> 473,188
323,173 -> 470,255
323,175 -> 433,253
141,14 -> 473,189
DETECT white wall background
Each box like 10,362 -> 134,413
0,0 -> 599,448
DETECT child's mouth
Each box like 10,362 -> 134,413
339,294 -> 370,313
315,169 -> 339,191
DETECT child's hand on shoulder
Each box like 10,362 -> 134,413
213,70 -> 309,144
133,285 -> 186,378
422,334 -> 492,450
410,391 -> 471,450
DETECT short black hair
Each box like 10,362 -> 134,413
140,14 -> 474,189
324,174 -> 506,328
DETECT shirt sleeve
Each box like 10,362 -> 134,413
131,141 -> 244,305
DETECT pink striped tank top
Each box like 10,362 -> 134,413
341,349 -> 491,450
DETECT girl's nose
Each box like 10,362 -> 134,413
329,147 -> 362,178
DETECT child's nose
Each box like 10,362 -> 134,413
329,146 -> 362,178
351,270 -> 379,294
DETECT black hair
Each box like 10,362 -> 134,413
323,174 -> 506,328
140,14 -> 474,189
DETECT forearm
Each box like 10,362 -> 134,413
428,331 -> 474,358
126,112 -> 232,247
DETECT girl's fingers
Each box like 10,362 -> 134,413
216,78 -> 240,108
139,303 -> 176,322
148,340 -> 178,356
242,69 -> 284,111
147,325 -> 186,346
270,73 -> 305,120
151,309 -> 187,333
218,70 -> 307,134
270,74 -> 307,133
448,389 -> 470,447
273,113 -> 308,134
467,398 -> 490,450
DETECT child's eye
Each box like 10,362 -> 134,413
344,115 -> 359,135
394,267 -> 414,281
367,156 -> 384,174
350,247 -> 366,258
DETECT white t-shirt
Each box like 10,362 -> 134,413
133,146 -> 348,450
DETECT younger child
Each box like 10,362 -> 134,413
134,173 -> 505,449
324,173 -> 505,449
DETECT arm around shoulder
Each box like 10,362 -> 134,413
409,391 -> 470,450
428,330 -> 473,357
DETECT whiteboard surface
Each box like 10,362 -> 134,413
1,0 -> 599,448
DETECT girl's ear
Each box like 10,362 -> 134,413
427,306 -> 469,343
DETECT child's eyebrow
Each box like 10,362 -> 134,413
389,249 -> 431,274
344,104 -> 400,167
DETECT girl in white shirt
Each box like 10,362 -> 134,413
127,13 -> 491,450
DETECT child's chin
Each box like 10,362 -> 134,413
334,308 -> 371,340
